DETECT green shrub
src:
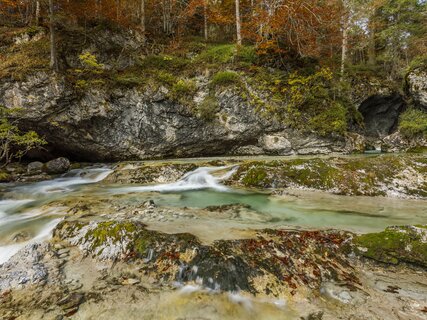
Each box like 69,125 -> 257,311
196,44 -> 236,64
399,108 -> 427,138
255,67 -> 353,136
308,102 -> 348,136
197,95 -> 219,121
172,79 -> 196,95
78,52 -> 104,73
236,45 -> 257,64
170,79 -> 197,104
407,55 -> 427,72
0,37 -> 49,80
0,106 -> 46,165
156,71 -> 176,86
210,71 -> 240,88
113,73 -> 144,87
138,55 -> 189,71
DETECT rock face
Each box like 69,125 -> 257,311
358,94 -> 405,137
0,72 -> 348,161
407,69 -> 427,110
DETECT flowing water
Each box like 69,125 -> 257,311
1,163 -> 426,265
0,167 -> 113,264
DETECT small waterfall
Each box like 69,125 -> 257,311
0,218 -> 61,265
112,166 -> 238,194
12,167 -> 113,195
0,166 -> 113,265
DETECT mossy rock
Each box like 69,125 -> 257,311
354,225 -> 427,268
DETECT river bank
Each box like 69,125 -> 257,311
0,154 -> 426,319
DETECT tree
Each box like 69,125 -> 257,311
140,0 -> 146,41
204,0 -> 208,41
49,0 -> 58,71
0,106 -> 46,166
341,0 -> 350,78
235,0 -> 242,45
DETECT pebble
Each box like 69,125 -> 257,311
122,278 -> 140,286
57,248 -> 70,255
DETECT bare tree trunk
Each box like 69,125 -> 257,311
204,0 -> 208,41
35,0 -> 40,26
235,0 -> 242,46
367,19 -> 376,65
340,11 -> 349,79
140,0 -> 146,42
49,0 -> 58,71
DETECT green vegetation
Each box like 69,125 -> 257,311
399,108 -> 427,138
196,95 -> 219,121
354,225 -> 427,267
231,155 -> 427,197
0,106 -> 46,166
170,79 -> 197,105
241,166 -> 270,188
0,36 -> 49,80
196,44 -> 236,64
249,67 -> 359,136
72,52 -> 105,90
210,70 -> 240,88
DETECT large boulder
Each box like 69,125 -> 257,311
45,157 -> 70,174
27,161 -> 44,174
407,69 -> 427,110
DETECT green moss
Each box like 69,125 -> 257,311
170,79 -> 197,105
241,165 -> 270,188
0,37 -> 50,80
230,155 -> 425,196
113,72 -> 145,87
399,108 -> 427,138
196,44 -> 236,64
308,101 -> 348,136
85,221 -> 138,251
406,145 -> 427,153
354,226 -> 427,267
138,54 -> 190,72
196,95 -> 219,121
210,71 -> 240,88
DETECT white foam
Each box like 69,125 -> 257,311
0,199 -> 34,218
0,218 -> 61,265
112,166 -> 238,194
13,168 -> 113,195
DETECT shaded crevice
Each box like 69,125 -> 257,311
359,94 -> 406,137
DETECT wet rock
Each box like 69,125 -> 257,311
229,155 -> 427,198
57,292 -> 84,311
122,278 -> 140,285
0,243 -> 49,291
12,231 -> 31,242
345,132 -> 366,153
27,161 -> 44,174
354,225 -> 427,268
45,157 -> 71,174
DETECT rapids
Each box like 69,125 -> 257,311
1,163 -> 426,265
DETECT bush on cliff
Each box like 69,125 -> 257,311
0,106 -> 46,166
